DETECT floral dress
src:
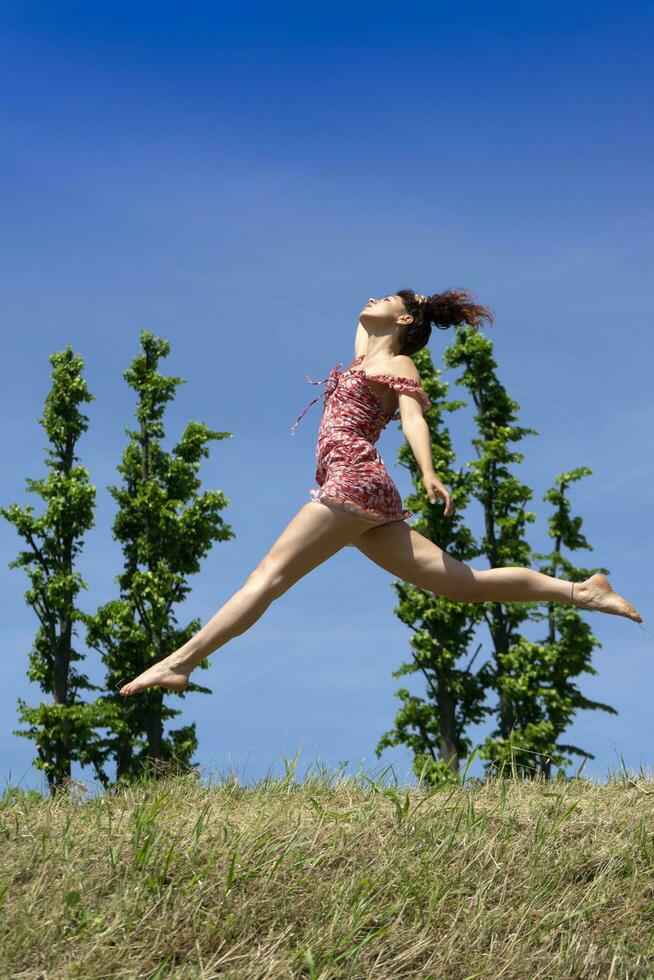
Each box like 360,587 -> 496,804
290,353 -> 432,529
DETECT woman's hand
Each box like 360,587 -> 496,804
423,472 -> 453,517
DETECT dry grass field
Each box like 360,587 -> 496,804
3,761 -> 654,979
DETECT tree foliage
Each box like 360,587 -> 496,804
375,345 -> 493,785
384,327 -> 614,782
508,467 -> 616,777
84,330 -> 235,783
1,348 -> 118,793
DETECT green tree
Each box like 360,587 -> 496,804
444,327 -> 615,777
516,468 -> 616,777
375,347 -> 494,784
442,326 -> 540,774
1,348 -> 117,793
84,330 -> 235,783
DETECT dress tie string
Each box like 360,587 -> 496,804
290,363 -> 342,435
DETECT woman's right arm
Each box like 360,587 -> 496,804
354,320 -> 368,358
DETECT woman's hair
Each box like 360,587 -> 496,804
396,287 -> 494,356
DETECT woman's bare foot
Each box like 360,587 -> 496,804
572,573 -> 643,623
118,657 -> 191,697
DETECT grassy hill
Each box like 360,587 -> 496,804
3,765 -> 654,978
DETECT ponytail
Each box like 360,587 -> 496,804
397,287 -> 494,355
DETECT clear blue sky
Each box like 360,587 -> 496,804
1,1 -> 653,794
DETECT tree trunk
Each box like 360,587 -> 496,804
52,618 -> 73,790
437,685 -> 459,772
146,700 -> 163,760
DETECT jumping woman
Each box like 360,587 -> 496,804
119,288 -> 643,697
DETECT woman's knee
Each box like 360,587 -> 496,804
438,566 -> 482,602
244,561 -> 290,602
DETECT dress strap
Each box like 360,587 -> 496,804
373,375 -> 432,414
345,353 -> 365,371
290,363 -> 343,435
346,356 -> 432,415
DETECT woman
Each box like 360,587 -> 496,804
119,288 -> 642,697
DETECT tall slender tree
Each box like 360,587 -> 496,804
520,467 -> 616,777
443,326 -> 541,773
444,328 -> 617,777
375,347 -> 493,784
85,330 -> 234,783
1,348 -> 115,793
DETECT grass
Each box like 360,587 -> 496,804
3,758 -> 654,979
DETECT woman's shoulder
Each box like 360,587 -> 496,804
364,353 -> 422,383
389,354 -> 422,383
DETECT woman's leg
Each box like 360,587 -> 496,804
352,520 -> 642,620
119,501 -> 375,695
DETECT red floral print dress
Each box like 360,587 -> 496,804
291,354 -> 432,529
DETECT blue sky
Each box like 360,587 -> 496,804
1,1 -> 652,794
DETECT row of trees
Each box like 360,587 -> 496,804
3,326 -> 612,793
2,332 -> 234,792
378,326 -> 612,782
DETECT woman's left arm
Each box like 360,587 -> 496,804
400,405 -> 453,517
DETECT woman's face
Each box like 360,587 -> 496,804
359,294 -> 408,326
